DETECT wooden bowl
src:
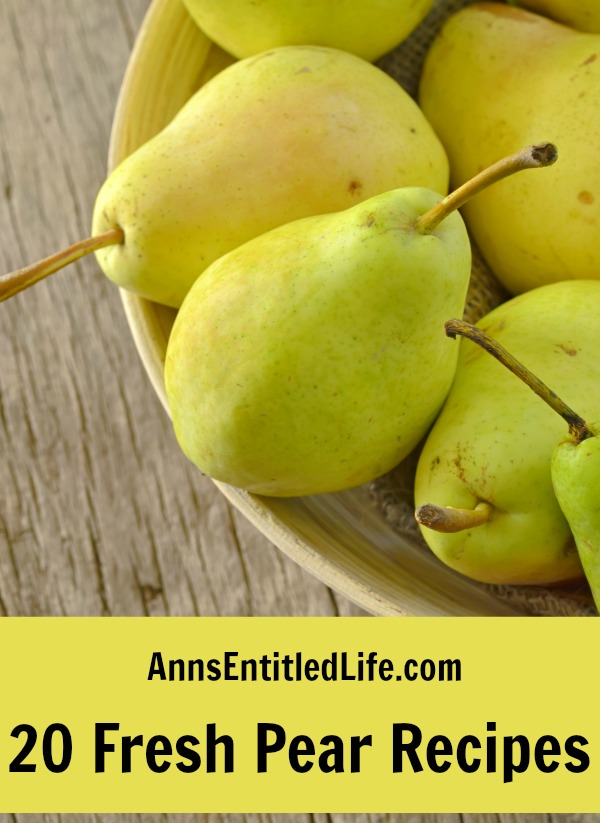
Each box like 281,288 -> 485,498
109,0 -> 525,616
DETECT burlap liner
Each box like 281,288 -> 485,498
367,0 -> 596,616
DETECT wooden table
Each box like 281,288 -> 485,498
0,2 -> 595,822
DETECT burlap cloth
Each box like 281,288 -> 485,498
368,0 -> 597,616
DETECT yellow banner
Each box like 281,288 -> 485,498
0,617 -> 597,813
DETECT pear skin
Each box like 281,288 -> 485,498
509,0 -> 600,33
552,437 -> 600,610
165,188 -> 470,497
182,0 -> 434,62
414,280 -> 600,586
92,45 -> 448,308
419,2 -> 600,294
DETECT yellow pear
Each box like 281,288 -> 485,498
165,188 -> 470,496
436,315 -> 600,612
182,0 -> 434,62
1,46 -> 448,308
414,280 -> 600,586
509,0 -> 600,32
419,2 -> 600,295
165,146 -> 555,497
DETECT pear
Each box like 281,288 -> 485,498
440,317 -> 600,613
414,279 -> 600,587
551,440 -> 600,612
419,2 -> 600,295
1,46 -> 449,308
165,145 -> 556,497
182,0 -> 434,62
509,0 -> 600,33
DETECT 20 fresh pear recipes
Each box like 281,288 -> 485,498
2,1 -> 599,604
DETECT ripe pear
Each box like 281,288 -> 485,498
182,0 -> 435,63
552,439 -> 600,612
165,146 -> 556,497
509,0 -> 600,33
414,280 -> 600,587
419,2 -> 600,295
438,315 -> 600,612
1,46 -> 449,308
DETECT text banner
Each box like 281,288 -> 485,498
0,617 -> 597,812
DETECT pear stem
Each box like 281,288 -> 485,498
0,227 -> 124,302
414,142 -> 558,235
445,318 -> 594,444
416,501 -> 493,533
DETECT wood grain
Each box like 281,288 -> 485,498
0,2 -> 594,822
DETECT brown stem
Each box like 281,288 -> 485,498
445,318 -> 594,444
0,227 -> 124,302
416,501 -> 493,533
415,143 -> 558,235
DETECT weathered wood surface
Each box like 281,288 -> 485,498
0,2 -> 596,822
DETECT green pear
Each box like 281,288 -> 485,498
419,2 -> 600,295
165,146 -> 556,497
182,0 -> 434,62
509,0 -> 600,33
414,279 -> 600,587
438,315 -> 600,612
551,439 -> 600,611
1,46 -> 449,307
